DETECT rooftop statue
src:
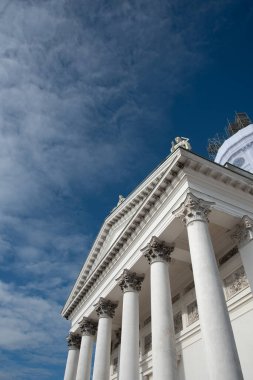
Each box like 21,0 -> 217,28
111,195 -> 126,213
171,136 -> 191,153
117,195 -> 125,206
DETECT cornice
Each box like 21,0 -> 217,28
62,149 -> 253,319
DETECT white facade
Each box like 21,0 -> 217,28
215,124 -> 253,173
62,147 -> 253,380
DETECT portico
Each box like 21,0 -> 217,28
62,147 -> 253,380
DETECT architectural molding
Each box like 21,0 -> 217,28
173,192 -> 214,225
94,297 -> 118,319
79,317 -> 97,336
231,215 -> 253,246
141,236 -> 174,264
62,149 -> 253,319
116,269 -> 145,293
67,332 -> 81,349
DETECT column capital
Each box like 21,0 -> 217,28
116,269 -> 145,293
141,236 -> 174,264
173,192 -> 214,226
94,297 -> 118,319
67,332 -> 81,350
79,317 -> 97,336
231,215 -> 253,246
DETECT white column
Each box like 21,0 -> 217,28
174,193 -> 244,380
64,333 -> 80,380
141,237 -> 177,380
76,318 -> 97,380
117,269 -> 144,380
232,215 -> 253,291
92,297 -> 117,380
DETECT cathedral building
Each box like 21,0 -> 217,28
62,123 -> 253,380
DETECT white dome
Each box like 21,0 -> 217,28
215,124 -> 253,173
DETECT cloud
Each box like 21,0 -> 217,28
0,281 -> 67,380
0,280 -> 67,379
0,281 -> 64,350
0,0 -> 234,378
0,215 -> 89,302
0,0 -> 227,218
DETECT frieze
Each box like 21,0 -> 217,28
224,266 -> 249,300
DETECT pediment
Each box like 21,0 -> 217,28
62,151 -> 180,314
90,210 -> 138,273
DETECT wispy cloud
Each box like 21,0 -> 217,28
0,280 -> 67,379
0,0 -> 233,378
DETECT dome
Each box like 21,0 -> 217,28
215,124 -> 253,173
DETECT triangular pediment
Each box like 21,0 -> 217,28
62,150 -> 181,314
90,208 -> 139,272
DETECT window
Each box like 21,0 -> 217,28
112,357 -> 118,374
187,300 -> 199,325
174,312 -> 183,334
219,247 -> 238,266
144,315 -> 151,326
232,157 -> 245,168
184,281 -> 194,294
144,333 -> 152,354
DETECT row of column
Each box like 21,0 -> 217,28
64,192 -> 252,380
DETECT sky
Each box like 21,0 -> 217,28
0,0 -> 252,379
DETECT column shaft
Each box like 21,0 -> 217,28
63,347 -> 79,380
119,291 -> 139,380
239,241 -> 253,291
187,219 -> 244,380
117,268 -> 144,380
92,317 -> 112,380
76,334 -> 94,380
150,261 -> 177,380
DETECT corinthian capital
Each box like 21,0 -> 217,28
231,215 -> 253,246
173,192 -> 214,225
94,297 -> 118,319
141,236 -> 174,264
79,317 -> 97,336
66,332 -> 81,349
116,269 -> 145,293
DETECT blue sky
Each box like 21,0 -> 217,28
0,0 -> 252,379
